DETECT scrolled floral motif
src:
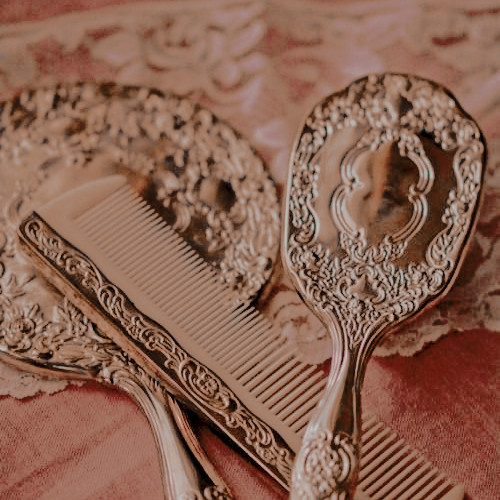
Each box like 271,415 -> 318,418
180,360 -> 234,412
286,73 -> 484,349
291,429 -> 356,500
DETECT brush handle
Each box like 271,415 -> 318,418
291,343 -> 362,500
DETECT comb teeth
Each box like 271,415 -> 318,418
71,182 -> 326,450
357,415 -> 463,500
30,177 -> 463,498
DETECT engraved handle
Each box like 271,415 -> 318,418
1,350 -> 230,500
112,371 -> 231,499
291,335 -> 362,500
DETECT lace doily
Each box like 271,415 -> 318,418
0,0 -> 498,399
0,359 -> 79,398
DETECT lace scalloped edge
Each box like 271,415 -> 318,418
0,361 -> 84,399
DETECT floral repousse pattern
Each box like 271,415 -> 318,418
0,83 -> 279,300
292,430 -> 356,500
286,74 -> 484,350
18,214 -> 293,486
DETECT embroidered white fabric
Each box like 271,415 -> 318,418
0,0 -> 498,396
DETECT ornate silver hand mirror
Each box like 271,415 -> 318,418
282,73 -> 486,498
0,83 -> 280,499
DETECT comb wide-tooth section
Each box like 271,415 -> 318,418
355,415 -> 464,500
21,176 -> 464,497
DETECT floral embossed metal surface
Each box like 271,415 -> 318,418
0,83 -> 279,299
283,73 -> 485,498
0,82 -> 279,388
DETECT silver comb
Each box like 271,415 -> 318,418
19,175 -> 325,486
19,174 -> 466,498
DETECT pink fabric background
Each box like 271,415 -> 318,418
1,329 -> 497,499
0,1 -> 498,499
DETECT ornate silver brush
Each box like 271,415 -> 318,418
282,73 -> 485,498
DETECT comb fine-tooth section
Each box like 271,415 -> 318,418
43,177 -> 325,452
27,177 -> 464,498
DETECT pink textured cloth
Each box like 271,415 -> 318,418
1,330 -> 497,499
0,1 -> 498,499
